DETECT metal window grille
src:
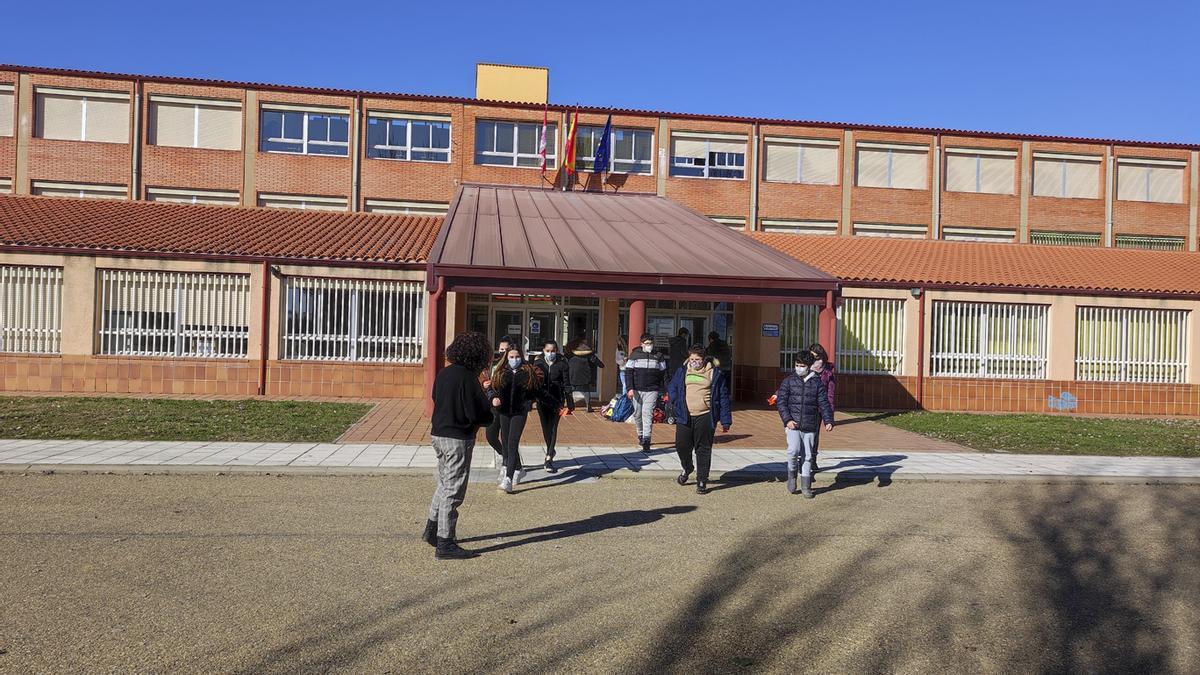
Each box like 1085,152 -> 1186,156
0,265 -> 63,354
1030,231 -> 1101,247
837,297 -> 905,375
931,302 -> 1048,379
1076,307 -> 1189,383
1114,235 -> 1185,251
779,304 -> 820,371
281,276 -> 424,363
97,270 -> 250,358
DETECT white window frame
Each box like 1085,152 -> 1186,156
148,95 -> 242,150
366,111 -> 452,163
762,136 -> 840,185
34,87 -> 131,144
96,269 -> 251,358
0,177 -> 11,194
145,187 -> 240,205
853,222 -> 927,239
281,276 -> 425,363
1076,306 -> 1189,384
944,147 -> 1017,194
31,181 -> 127,200
1116,157 -> 1186,204
260,104 -> 350,156
0,265 -> 63,354
1032,152 -> 1102,199
837,297 -> 906,375
257,193 -> 348,211
941,226 -> 1016,243
574,125 -> 654,174
709,216 -> 746,230
363,199 -> 449,216
931,301 -> 1048,379
760,220 -> 839,235
0,83 -> 13,138
670,132 -> 747,180
856,142 -> 929,190
474,119 -> 557,169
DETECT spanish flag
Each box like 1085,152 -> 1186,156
562,108 -> 579,175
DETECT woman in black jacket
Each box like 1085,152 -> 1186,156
566,338 -> 604,412
532,340 -> 570,472
488,347 -> 544,494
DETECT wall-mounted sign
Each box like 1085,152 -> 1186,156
506,324 -> 521,335
761,323 -> 780,337
529,319 -> 541,334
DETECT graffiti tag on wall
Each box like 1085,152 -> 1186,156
1047,392 -> 1078,412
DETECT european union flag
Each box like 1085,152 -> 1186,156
592,114 -> 612,174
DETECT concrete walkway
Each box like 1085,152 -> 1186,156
1,438 -> 1198,482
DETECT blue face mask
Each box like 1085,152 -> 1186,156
544,351 -> 557,361
508,357 -> 521,369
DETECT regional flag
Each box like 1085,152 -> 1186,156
538,106 -> 548,175
593,114 -> 612,175
563,109 -> 579,175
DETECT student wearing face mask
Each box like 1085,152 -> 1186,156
532,340 -> 570,472
487,347 -> 544,494
775,351 -> 834,498
625,333 -> 668,453
806,342 -> 836,472
666,345 -> 732,494
484,336 -> 513,474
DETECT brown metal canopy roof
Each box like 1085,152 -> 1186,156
428,185 -> 837,302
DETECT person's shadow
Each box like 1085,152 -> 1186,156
816,454 -> 907,492
458,506 -> 697,553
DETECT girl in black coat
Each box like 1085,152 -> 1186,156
566,339 -> 605,412
532,340 -> 570,472
487,347 -> 544,493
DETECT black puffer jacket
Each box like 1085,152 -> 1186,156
624,347 -> 668,392
487,364 -> 543,416
567,347 -> 604,387
775,372 -> 834,432
532,354 -> 570,409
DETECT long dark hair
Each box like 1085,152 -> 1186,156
493,348 -> 543,391
446,331 -> 491,374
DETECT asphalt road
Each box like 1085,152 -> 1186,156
0,472 -> 1196,674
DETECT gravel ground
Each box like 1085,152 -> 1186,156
0,472 -> 1196,674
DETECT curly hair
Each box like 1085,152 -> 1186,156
445,331 -> 491,374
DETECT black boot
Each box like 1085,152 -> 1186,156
435,537 -> 478,560
696,480 -> 708,494
800,476 -> 814,499
421,519 -> 438,547
545,455 -> 556,473
787,469 -> 797,495
641,437 -> 651,453
676,470 -> 690,486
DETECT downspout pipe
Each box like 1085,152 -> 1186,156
131,78 -> 142,200
914,286 -> 926,409
423,276 -> 447,416
258,260 -> 272,396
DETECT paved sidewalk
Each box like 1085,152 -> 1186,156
1,438 -> 1198,482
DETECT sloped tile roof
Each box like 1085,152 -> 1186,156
0,195 -> 439,264
753,233 -> 1200,298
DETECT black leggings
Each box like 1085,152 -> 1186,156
495,412 -> 528,479
537,404 -> 561,458
485,415 -> 504,458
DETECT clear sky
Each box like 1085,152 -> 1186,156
4,0 -> 1199,143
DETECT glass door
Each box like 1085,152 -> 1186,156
526,310 -> 558,360
565,308 -> 601,394
493,309 -> 524,357
678,315 -> 707,347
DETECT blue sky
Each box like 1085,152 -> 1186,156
4,0 -> 1199,143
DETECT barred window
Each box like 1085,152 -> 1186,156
97,270 -> 250,358
779,304 -> 820,371
281,277 -> 424,363
1076,307 -> 1188,383
932,302 -> 1048,379
838,297 -> 906,375
0,265 -> 63,354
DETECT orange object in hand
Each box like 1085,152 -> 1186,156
767,394 -> 777,405
558,407 -> 569,417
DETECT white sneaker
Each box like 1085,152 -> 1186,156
499,477 -> 514,494
497,464 -> 506,482
514,466 -> 527,486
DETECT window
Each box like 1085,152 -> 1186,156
779,304 -> 820,371
0,177 -> 11,194
31,181 -> 126,200
838,297 -> 906,375
1114,235 -> 1185,251
853,222 -> 927,239
575,126 -> 653,173
710,216 -> 745,230
0,265 -> 63,354
364,199 -> 449,216
942,227 -> 1016,243
148,96 -> 241,150
0,83 -> 13,137
34,88 -> 130,143
1076,307 -> 1188,383
763,137 -> 839,184
146,187 -> 240,206
932,302 -> 1048,379
474,120 -> 556,169
97,270 -> 250,358
366,112 -> 451,162
257,193 -> 347,211
1030,231 -> 1101,247
281,276 -> 425,363
670,132 -> 746,179
1116,158 -> 1185,204
944,148 -> 1016,194
1032,153 -> 1100,199
856,143 -> 928,189
761,220 -> 838,235
260,105 -> 349,156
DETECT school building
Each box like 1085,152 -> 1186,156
2,62 -> 1199,416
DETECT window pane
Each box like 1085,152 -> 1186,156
517,124 -> 538,154
495,123 -> 514,153
944,154 -> 978,192
978,156 -> 1015,194
1147,166 -> 1183,203
764,142 -> 800,182
1063,160 -> 1099,199
307,114 -> 330,142
307,142 -> 347,156
366,117 -> 388,148
857,148 -> 890,187
889,149 -> 927,189
613,129 -> 633,159
1117,164 -> 1148,201
411,120 -> 432,148
430,122 -> 450,149
329,115 -> 349,143
476,121 -> 496,153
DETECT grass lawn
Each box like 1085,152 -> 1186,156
864,411 -> 1200,458
0,397 -> 373,442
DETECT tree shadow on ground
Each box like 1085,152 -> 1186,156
833,410 -> 906,425
458,506 -> 696,553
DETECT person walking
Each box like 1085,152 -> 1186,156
532,340 -> 569,473
808,342 -> 836,473
615,335 -> 629,395
666,345 -> 732,494
707,331 -> 733,381
484,336 -> 513,476
625,333 -> 668,453
488,346 -> 544,494
775,351 -> 834,498
424,331 -> 494,560
668,327 -> 690,377
567,337 -> 604,413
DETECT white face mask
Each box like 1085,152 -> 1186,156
812,359 -> 825,372
508,357 -> 521,369
688,359 -> 704,370
795,366 -> 809,377
544,351 -> 557,361
642,343 -> 654,352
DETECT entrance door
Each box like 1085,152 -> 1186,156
646,314 -> 675,352
494,310 -> 524,357
565,308 -> 601,394
526,310 -> 557,360
678,315 -> 707,348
